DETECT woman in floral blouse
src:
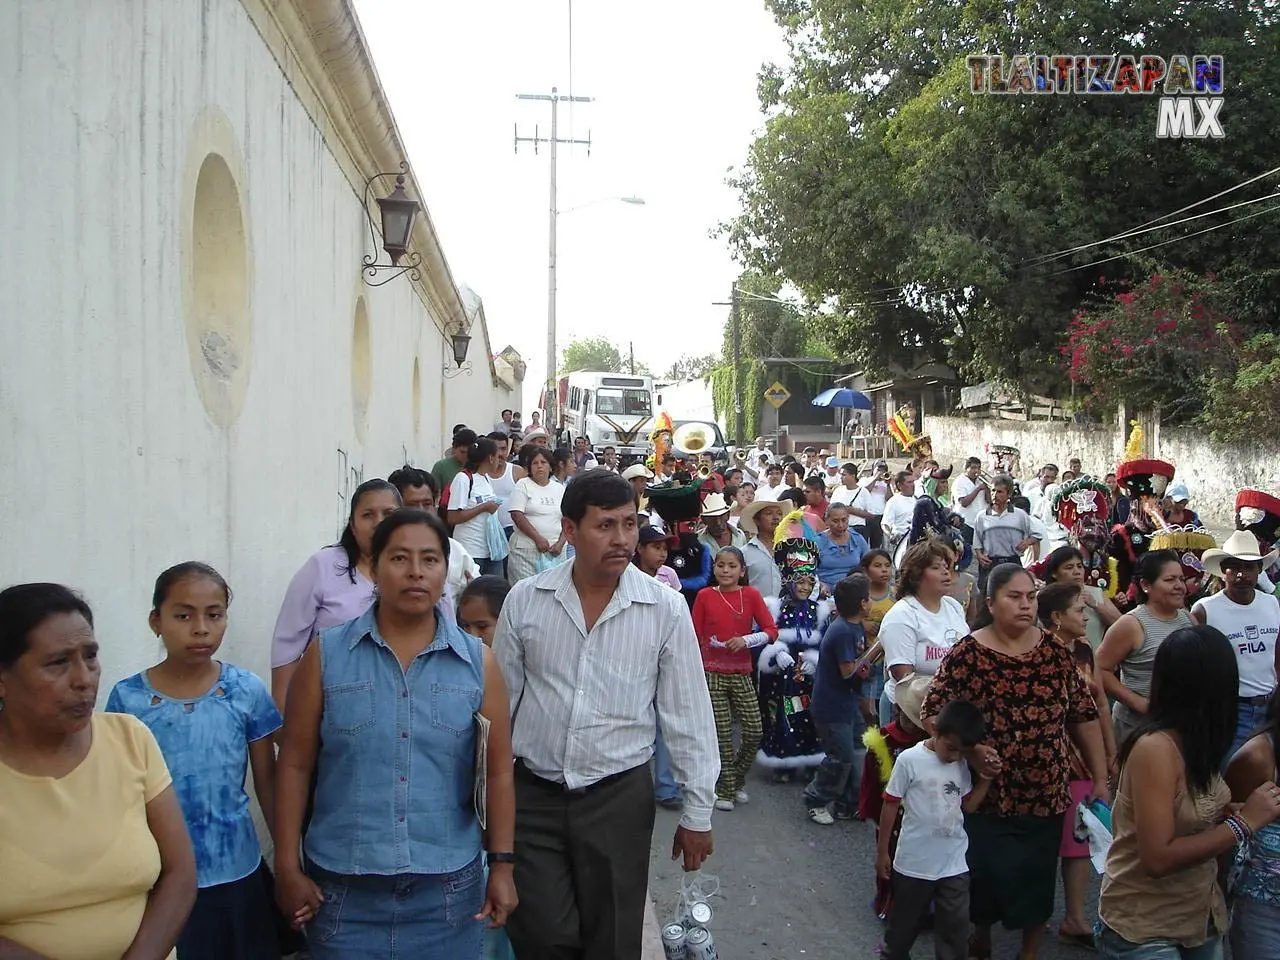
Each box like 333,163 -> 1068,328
921,563 -> 1108,960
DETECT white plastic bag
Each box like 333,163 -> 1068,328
1077,802 -> 1113,874
668,870 -> 721,926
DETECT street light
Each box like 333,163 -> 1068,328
542,195 -> 647,430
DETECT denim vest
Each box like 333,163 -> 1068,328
304,605 -> 485,876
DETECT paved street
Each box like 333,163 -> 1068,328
647,761 -> 1102,960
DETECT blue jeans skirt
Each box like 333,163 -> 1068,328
306,856 -> 484,959
1229,896 -> 1280,960
1096,922 -> 1222,959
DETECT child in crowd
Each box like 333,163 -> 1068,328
693,547 -> 778,811
455,575 -> 517,960
759,540 -> 830,781
860,674 -> 931,921
107,563 -> 282,960
634,525 -> 682,591
859,549 -> 896,725
803,574 -> 873,824
457,576 -> 511,648
877,699 -> 999,960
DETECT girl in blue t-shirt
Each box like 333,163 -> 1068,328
107,562 -> 283,960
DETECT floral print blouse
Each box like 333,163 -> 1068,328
920,632 -> 1099,818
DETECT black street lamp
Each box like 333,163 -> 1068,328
443,325 -> 474,379
362,161 -> 423,286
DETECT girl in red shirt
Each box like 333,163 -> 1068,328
692,547 -> 779,811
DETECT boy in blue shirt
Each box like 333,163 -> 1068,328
803,574 -> 873,824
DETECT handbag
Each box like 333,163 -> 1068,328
485,513 -> 510,561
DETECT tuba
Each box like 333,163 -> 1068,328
672,421 -> 714,457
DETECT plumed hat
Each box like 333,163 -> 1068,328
1236,490 -> 1280,549
1051,476 -> 1112,529
1115,422 -> 1174,499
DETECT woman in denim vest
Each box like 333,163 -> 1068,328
274,509 -> 518,957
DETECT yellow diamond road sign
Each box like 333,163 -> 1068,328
763,381 -> 791,409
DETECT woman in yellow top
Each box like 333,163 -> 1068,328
0,583 -> 196,960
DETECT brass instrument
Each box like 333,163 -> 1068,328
698,464 -> 714,479
735,449 -> 748,463
672,421 -> 714,456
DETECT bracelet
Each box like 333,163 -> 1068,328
1224,813 -> 1253,845
487,851 -> 516,865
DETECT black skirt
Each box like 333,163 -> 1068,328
177,861 -> 296,960
965,810 -> 1064,930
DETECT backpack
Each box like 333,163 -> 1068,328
438,470 -> 475,536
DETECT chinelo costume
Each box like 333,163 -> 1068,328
1109,423 -> 1177,602
1044,476 -> 1120,597
644,475 -> 711,609
1236,490 -> 1280,595
756,536 -> 829,777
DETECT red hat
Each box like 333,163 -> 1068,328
1116,459 -> 1175,499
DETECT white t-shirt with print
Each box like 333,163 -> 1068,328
1193,590 -> 1280,698
507,477 -> 566,543
884,742 -> 973,881
951,475 -> 989,528
880,595 -> 968,704
448,470 -> 496,560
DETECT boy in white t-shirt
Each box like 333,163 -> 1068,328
876,699 -> 999,960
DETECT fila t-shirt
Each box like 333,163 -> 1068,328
1193,590 -> 1280,698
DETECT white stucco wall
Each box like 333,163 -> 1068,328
0,0 -> 509,696
925,414 -> 1279,530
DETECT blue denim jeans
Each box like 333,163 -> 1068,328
307,856 -> 484,958
652,726 -> 681,802
879,686 -> 893,727
1096,923 -> 1222,959
477,558 -> 505,578
1227,700 -> 1270,769
1229,896 -> 1280,959
803,717 -> 864,815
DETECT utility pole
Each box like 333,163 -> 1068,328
629,341 -> 635,375
515,87 -> 592,431
731,285 -> 742,441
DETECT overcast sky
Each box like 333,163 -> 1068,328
353,1 -> 787,409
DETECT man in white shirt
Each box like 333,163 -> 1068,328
1193,531 -> 1280,762
599,445 -> 620,473
951,457 -> 990,544
745,436 -> 774,473
882,472 -> 919,553
495,470 -> 719,958
822,456 -> 842,492
1021,463 -> 1059,515
755,462 -> 787,501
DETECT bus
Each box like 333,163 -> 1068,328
541,372 -> 654,461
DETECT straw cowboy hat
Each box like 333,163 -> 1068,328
738,498 -> 783,537
1201,530 -> 1279,580
700,493 -> 731,518
895,673 -> 933,729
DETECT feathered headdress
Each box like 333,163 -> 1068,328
887,412 -> 932,457
646,411 -> 674,472
1115,421 -> 1174,500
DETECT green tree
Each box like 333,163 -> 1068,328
662,353 -> 720,382
727,0 -> 1280,392
560,337 -> 623,374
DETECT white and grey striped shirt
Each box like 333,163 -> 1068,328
494,560 -> 720,832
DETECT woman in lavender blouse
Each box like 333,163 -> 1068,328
270,479 -> 400,711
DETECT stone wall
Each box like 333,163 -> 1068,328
924,415 -> 1280,529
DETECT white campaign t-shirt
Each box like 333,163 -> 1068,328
1193,590 -> 1280,698
881,595 -> 968,704
448,470 -> 496,560
951,475 -> 989,528
884,742 -> 974,881
506,477 -> 565,543
830,485 -> 860,508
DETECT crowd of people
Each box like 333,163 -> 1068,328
5,417 -> 1280,960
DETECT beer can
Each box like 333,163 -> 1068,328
689,900 -> 713,925
685,925 -> 717,960
661,922 -> 687,960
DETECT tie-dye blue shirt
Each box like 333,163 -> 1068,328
106,662 -> 281,887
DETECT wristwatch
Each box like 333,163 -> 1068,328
487,851 -> 516,866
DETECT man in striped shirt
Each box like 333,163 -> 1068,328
495,469 -> 719,959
